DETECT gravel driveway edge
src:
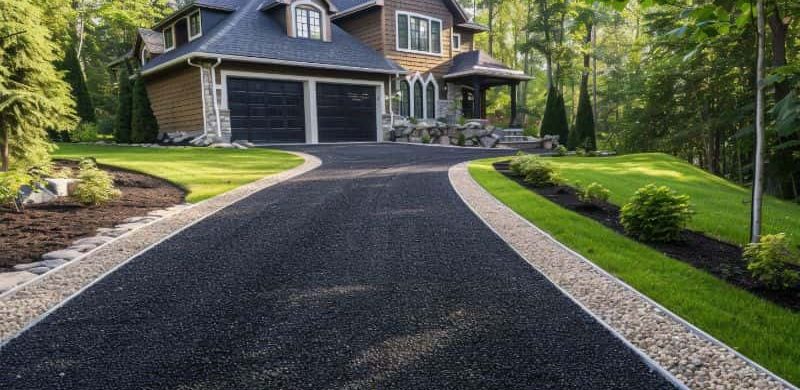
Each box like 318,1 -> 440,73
449,162 -> 794,390
0,151 -> 321,344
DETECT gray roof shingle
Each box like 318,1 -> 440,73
446,50 -> 530,80
143,0 -> 403,74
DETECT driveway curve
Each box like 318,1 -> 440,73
0,144 -> 674,389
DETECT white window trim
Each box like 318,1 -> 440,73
452,33 -> 461,51
290,0 -> 327,41
141,47 -> 149,66
163,26 -> 175,52
219,70 -> 385,143
188,11 -> 203,41
395,11 -> 443,57
406,72 -> 438,119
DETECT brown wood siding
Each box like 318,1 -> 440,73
455,29 -> 474,52
383,0 -> 456,78
335,8 -> 384,51
144,65 -> 203,133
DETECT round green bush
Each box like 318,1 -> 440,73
578,182 -> 611,204
620,184 -> 692,242
744,233 -> 800,290
508,154 -> 561,187
73,158 -> 121,206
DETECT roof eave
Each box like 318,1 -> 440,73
330,0 -> 382,21
152,3 -> 236,30
444,69 -> 532,81
456,23 -> 490,32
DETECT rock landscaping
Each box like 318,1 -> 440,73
390,119 -> 505,148
451,162 -> 792,390
0,162 -> 185,292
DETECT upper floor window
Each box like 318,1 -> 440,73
396,12 -> 441,55
163,26 -> 175,51
188,11 -> 202,40
452,33 -> 461,51
295,6 -> 322,40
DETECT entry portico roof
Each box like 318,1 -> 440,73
445,50 -> 531,81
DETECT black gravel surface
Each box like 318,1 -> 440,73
0,144 -> 676,389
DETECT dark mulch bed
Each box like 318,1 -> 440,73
0,161 -> 185,269
494,161 -> 800,311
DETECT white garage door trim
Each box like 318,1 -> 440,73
220,70 -> 385,144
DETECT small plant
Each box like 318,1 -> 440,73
0,171 -> 32,212
575,147 -> 587,156
744,234 -> 800,290
577,182 -> 610,204
457,132 -> 466,146
72,158 -> 121,206
70,122 -> 99,142
554,145 -> 568,156
508,154 -> 560,187
620,184 -> 692,242
409,117 -> 419,125
421,133 -> 431,144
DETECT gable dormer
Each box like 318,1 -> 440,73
260,0 -> 338,42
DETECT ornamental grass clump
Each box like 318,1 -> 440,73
73,158 -> 120,206
620,184 -> 692,242
508,154 -> 561,187
744,234 -> 800,290
577,182 -> 610,205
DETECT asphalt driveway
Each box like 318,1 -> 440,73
0,144 -> 674,389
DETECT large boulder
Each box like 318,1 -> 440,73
479,133 -> 502,148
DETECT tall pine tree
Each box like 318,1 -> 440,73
541,86 -> 569,146
570,77 -> 596,150
0,0 -> 75,171
60,40 -> 95,123
114,66 -> 133,143
130,75 -> 159,143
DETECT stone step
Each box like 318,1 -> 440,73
502,135 -> 535,142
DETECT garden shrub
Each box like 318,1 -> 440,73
578,182 -> 610,204
73,158 -> 120,206
743,234 -> 800,290
457,132 -> 466,146
421,133 -> 431,144
575,147 -> 587,156
0,170 -> 31,212
554,145 -> 568,156
508,154 -> 560,187
70,122 -> 99,142
620,184 -> 692,242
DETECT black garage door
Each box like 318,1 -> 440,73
317,83 -> 377,142
228,77 -> 305,143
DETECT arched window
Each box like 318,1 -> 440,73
295,5 -> 322,40
413,80 -> 423,118
398,80 -> 410,117
425,82 -> 435,119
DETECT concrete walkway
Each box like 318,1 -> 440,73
0,144 -> 674,389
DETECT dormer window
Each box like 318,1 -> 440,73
188,11 -> 202,40
163,26 -> 175,51
295,6 -> 322,40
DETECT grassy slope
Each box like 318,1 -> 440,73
54,144 -> 304,203
469,158 -> 800,385
548,153 -> 800,247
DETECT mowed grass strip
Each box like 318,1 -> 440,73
469,158 -> 800,386
546,152 -> 800,247
54,144 -> 304,203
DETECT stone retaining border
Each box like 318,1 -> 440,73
0,152 -> 320,344
449,162 -> 795,390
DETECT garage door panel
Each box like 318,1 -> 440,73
228,77 -> 305,143
317,83 -> 376,143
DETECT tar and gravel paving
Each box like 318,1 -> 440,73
0,144 -> 674,389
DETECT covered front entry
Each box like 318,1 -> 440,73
228,77 -> 306,143
316,83 -> 377,142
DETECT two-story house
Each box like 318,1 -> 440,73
126,0 -> 529,144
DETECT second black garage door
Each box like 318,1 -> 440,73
228,77 -> 305,143
316,83 -> 377,142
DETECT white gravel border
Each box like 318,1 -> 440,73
0,151 -> 320,344
449,162 -> 795,390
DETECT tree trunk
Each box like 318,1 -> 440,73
1,129 -> 9,172
767,4 -> 789,101
751,0 -> 766,243
487,0 -> 494,56
591,23 -> 598,128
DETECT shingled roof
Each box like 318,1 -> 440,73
142,0 -> 403,75
138,28 -> 165,54
445,50 -> 531,80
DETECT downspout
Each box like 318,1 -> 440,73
186,58 -> 208,136
209,58 -> 222,137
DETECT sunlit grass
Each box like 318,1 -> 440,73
469,158 -> 800,385
53,144 -> 304,203
547,153 -> 800,246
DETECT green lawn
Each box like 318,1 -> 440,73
548,153 -> 800,247
469,157 -> 800,386
54,144 -> 304,203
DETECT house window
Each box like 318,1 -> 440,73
426,82 -> 435,119
296,6 -> 322,40
189,11 -> 202,40
396,12 -> 442,55
398,80 -> 410,117
413,80 -> 423,118
452,33 -> 461,51
163,26 -> 175,51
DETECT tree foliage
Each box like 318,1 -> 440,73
114,66 -> 133,143
130,75 -> 158,143
60,40 -> 95,123
540,86 -> 570,145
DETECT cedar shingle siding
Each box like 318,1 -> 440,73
336,8 -> 384,51
145,65 -> 203,133
383,0 -> 456,78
